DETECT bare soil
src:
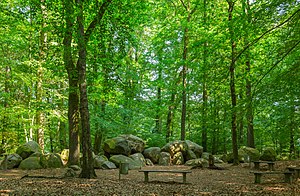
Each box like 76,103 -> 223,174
0,161 -> 300,195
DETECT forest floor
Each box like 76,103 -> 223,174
0,161 -> 300,195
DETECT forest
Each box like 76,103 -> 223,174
0,0 -> 299,177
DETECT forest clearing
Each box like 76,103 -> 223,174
1,162 -> 300,195
1,0 -> 299,195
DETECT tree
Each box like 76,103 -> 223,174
227,0 -> 239,165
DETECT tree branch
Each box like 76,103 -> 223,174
235,8 -> 300,63
179,0 -> 188,11
253,40 -> 300,92
85,0 -> 112,42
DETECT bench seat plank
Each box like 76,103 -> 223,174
139,169 -> 191,183
251,171 -> 293,184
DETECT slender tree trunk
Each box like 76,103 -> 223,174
180,0 -> 191,141
227,0 -> 239,165
202,0 -> 208,152
155,67 -> 162,133
63,0 -> 80,166
36,0 -> 47,151
237,91 -> 244,147
289,98 -> 296,157
244,0 -> 255,148
166,93 -> 176,143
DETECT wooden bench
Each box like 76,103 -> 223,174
253,161 -> 275,171
251,171 -> 293,184
139,169 -> 192,183
286,167 -> 300,179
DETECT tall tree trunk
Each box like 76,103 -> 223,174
155,66 -> 162,133
237,90 -> 244,147
244,0 -> 255,148
63,0 -> 80,166
202,0 -> 208,152
1,65 -> 10,151
166,92 -> 176,143
227,0 -> 239,165
77,0 -> 96,178
289,98 -> 296,157
77,0 -> 112,178
180,0 -> 191,141
36,0 -> 47,151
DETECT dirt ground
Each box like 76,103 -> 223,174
0,161 -> 300,196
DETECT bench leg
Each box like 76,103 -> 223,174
254,173 -> 262,183
183,173 -> 187,183
268,164 -> 274,171
144,172 -> 149,183
284,173 -> 293,183
254,162 -> 260,170
295,170 -> 300,179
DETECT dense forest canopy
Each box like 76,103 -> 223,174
0,0 -> 299,164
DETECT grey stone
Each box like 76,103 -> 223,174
158,152 -> 171,166
103,137 -> 131,156
143,147 -> 161,164
40,153 -> 63,168
19,157 -> 43,170
16,141 -> 42,159
0,153 -> 22,169
109,155 -> 141,170
120,134 -> 145,154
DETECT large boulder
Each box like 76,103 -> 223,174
0,153 -> 22,169
130,153 -> 146,167
120,134 -> 145,154
225,152 -> 244,163
145,158 -> 154,166
109,155 -> 141,170
19,157 -> 43,170
103,137 -> 131,156
185,158 -> 208,168
260,147 -> 276,161
185,140 -> 203,158
94,155 -> 108,169
185,150 -> 197,161
158,152 -> 171,166
40,153 -> 63,168
101,161 -> 117,169
162,140 -> 189,156
16,141 -> 42,159
238,146 -> 260,162
173,152 -> 185,165
143,147 -> 161,164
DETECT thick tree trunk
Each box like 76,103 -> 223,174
227,0 -> 239,165
63,0 -> 80,166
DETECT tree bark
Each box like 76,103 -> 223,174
244,0 -> 255,148
63,0 -> 80,166
201,0 -> 208,152
180,0 -> 191,141
76,0 -> 96,178
227,0 -> 239,165
36,0 -> 47,151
